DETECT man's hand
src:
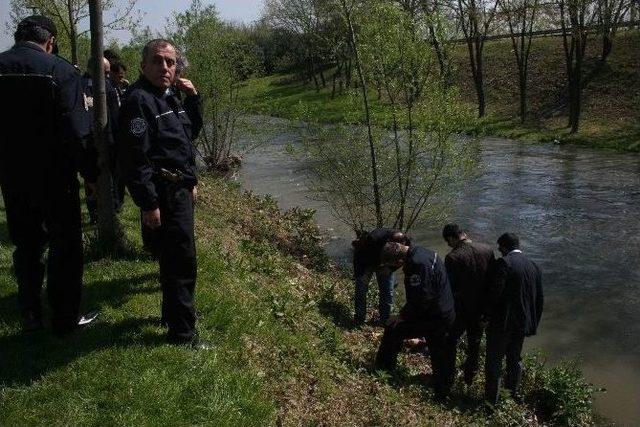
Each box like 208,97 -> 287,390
142,208 -> 161,229
190,186 -> 198,203
175,78 -> 197,96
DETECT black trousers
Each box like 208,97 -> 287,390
155,184 -> 197,343
449,308 -> 484,384
1,179 -> 83,332
484,326 -> 525,404
375,318 -> 456,398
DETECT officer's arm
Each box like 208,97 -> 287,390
56,64 -> 98,182
118,96 -> 158,211
183,94 -> 203,139
444,255 -> 461,299
487,258 -> 508,310
106,83 -> 120,143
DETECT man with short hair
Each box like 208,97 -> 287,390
352,228 -> 410,326
0,16 -> 97,334
374,241 -> 456,399
82,56 -> 123,222
485,232 -> 543,404
118,39 -> 204,346
442,223 -> 496,385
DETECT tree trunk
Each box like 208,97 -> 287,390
569,62 -> 582,133
601,34 -> 613,61
341,0 -> 383,228
89,0 -> 122,250
519,70 -> 527,123
475,40 -> 486,118
68,0 -> 78,65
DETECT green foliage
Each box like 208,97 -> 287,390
290,1 -> 478,232
517,352 -> 599,426
166,0 -> 263,167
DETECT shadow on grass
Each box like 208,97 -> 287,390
0,316 -> 165,387
0,272 -> 160,334
317,297 -> 354,330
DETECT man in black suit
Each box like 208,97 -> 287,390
485,232 -> 543,404
374,241 -> 456,399
442,223 -> 496,385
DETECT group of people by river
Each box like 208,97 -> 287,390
352,225 -> 543,405
1,14 -> 544,410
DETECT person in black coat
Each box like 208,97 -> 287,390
82,55 -> 123,222
374,241 -> 457,399
117,39 -> 204,346
485,232 -> 543,404
0,16 -> 97,334
352,228 -> 409,325
442,223 -> 496,385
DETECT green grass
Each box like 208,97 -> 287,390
241,32 -> 640,151
0,178 -> 598,425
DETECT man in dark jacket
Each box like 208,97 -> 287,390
117,39 -> 204,346
485,232 -> 543,404
0,16 -> 97,334
352,228 -> 409,325
374,241 -> 457,399
82,56 -> 123,222
442,223 -> 496,385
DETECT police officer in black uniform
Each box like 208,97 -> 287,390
0,16 -> 97,334
82,56 -> 122,222
118,39 -> 204,346
374,241 -> 457,399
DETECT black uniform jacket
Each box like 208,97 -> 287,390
0,42 -> 95,187
445,239 -> 496,315
488,251 -> 543,336
117,75 -> 203,211
401,246 -> 456,328
82,73 -> 120,146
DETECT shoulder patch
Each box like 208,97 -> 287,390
130,117 -> 147,137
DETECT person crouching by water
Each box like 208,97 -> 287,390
485,232 -> 543,405
374,241 -> 456,400
352,228 -> 410,326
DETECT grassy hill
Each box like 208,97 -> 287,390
241,32 -> 640,151
0,178 -> 597,425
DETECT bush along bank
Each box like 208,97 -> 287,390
0,177 -> 599,425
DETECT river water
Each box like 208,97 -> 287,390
236,118 -> 640,425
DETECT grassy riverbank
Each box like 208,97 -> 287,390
1,177 -> 598,425
242,32 -> 640,151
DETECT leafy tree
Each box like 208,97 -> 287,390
167,0 -> 263,168
499,0 -> 541,122
9,0 -> 141,66
295,0 -> 477,233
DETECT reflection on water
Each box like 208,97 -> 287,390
237,118 -> 640,426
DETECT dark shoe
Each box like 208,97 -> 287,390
21,311 -> 44,333
191,339 -> 213,350
167,333 -> 211,350
53,311 -> 99,337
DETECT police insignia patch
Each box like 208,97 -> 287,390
409,274 -> 421,287
130,117 -> 147,137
